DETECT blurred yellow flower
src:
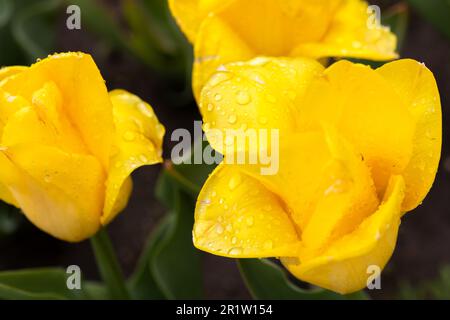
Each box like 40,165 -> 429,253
0,52 -> 165,242
194,57 -> 441,294
169,0 -> 398,98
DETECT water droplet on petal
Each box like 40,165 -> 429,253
207,103 -> 214,112
228,247 -> 242,255
214,94 -> 222,102
235,90 -> 251,105
231,236 -> 238,244
228,114 -> 237,124
215,224 -> 224,234
246,216 -> 254,226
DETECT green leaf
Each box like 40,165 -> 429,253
238,259 -> 368,300
150,189 -> 203,299
0,0 -> 13,28
68,0 -> 128,50
382,3 -> 409,53
0,202 -> 23,238
0,268 -> 103,300
128,215 -> 172,300
11,0 -> 62,62
407,0 -> 450,40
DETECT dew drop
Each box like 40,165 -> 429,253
228,247 -> 242,255
231,236 -> 238,244
215,224 -> 224,234
214,94 -> 222,102
207,103 -> 214,112
228,114 -> 237,124
235,90 -> 251,105
246,216 -> 254,226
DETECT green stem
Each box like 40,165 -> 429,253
90,228 -> 130,299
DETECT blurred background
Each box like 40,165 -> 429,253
0,0 -> 448,299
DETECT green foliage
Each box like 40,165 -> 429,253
0,0 -> 61,65
407,0 -> 450,40
69,0 -> 191,75
0,268 -> 107,300
398,265 -> 450,300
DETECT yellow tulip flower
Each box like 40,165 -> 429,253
0,52 -> 164,242
169,0 -> 398,98
194,57 -> 441,294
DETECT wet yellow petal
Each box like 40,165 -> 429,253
0,66 -> 27,83
193,12 -> 254,99
0,88 -> 29,138
292,0 -> 398,60
168,0 -> 234,43
190,0 -> 396,96
240,129 -> 378,250
376,59 -> 441,211
297,60 -> 416,198
102,90 -> 164,224
194,163 -> 300,258
282,175 -> 405,294
1,82 -> 87,155
200,57 -> 324,154
0,52 -> 114,168
0,145 -> 105,242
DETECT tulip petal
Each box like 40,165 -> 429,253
102,90 -> 164,225
292,0 -> 398,60
200,57 -> 324,154
0,66 -> 27,83
0,53 -> 114,168
1,82 -> 88,155
193,12 -> 254,99
168,0 -> 234,43
376,59 -> 441,211
282,175 -> 405,294
297,60 -> 416,198
194,163 -> 301,258
240,129 -> 379,250
0,145 -> 105,242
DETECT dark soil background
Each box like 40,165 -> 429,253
0,0 -> 448,299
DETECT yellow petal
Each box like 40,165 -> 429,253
376,59 -> 441,211
193,12 -> 254,99
282,175 -> 405,294
191,0 -> 396,97
240,129 -> 378,250
168,0 -> 234,43
102,90 -> 165,224
0,66 -> 27,83
297,60 -> 416,198
194,163 -> 301,258
1,82 -> 88,155
0,52 -> 114,168
0,88 -> 29,139
200,57 -> 324,154
0,145 -> 105,242
292,0 -> 398,60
